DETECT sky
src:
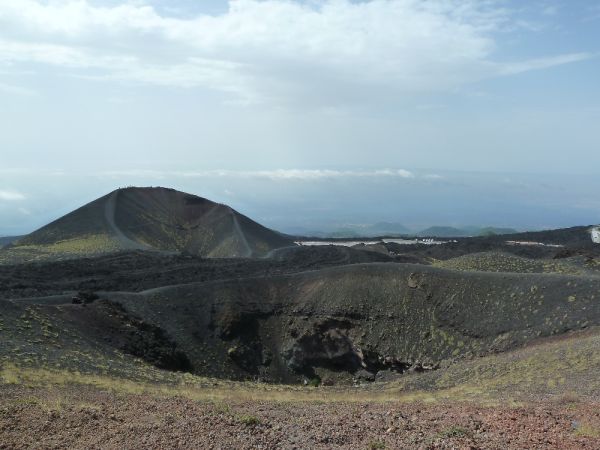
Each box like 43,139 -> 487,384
1,0 -> 599,235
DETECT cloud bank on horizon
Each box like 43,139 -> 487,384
0,1 -> 598,234
1,168 -> 600,237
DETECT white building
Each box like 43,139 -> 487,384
592,226 -> 600,244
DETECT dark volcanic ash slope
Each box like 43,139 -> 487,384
108,264 -> 600,383
0,247 -> 393,300
2,187 -> 293,262
6,262 -> 600,384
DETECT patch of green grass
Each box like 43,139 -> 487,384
574,423 -> 600,438
556,391 -> 580,405
367,441 -> 386,449
307,376 -> 321,387
210,401 -> 231,414
433,251 -> 583,276
1,234 -> 121,264
238,414 -> 261,426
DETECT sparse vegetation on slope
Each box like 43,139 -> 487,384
433,251 -> 599,276
3,260 -> 600,385
1,187 -> 294,263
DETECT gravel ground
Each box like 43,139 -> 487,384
1,385 -> 600,449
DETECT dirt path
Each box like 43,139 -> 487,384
104,191 -> 152,251
262,245 -> 299,259
231,210 -> 252,257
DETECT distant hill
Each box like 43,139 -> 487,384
418,226 -> 518,238
477,226 -> 518,236
364,222 -> 411,236
326,228 -> 362,238
417,226 -> 471,237
291,222 -> 411,238
0,236 -> 23,248
2,187 -> 294,262
293,224 -> 517,239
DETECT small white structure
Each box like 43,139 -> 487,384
592,226 -> 600,244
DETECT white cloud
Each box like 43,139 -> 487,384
264,169 -> 416,180
0,0 -> 592,107
497,53 -> 594,75
372,169 -> 415,178
0,190 -> 26,201
99,168 -> 417,180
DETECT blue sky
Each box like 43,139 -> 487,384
1,0 -> 599,235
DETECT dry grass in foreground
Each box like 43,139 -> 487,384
2,380 -> 600,449
4,328 -> 600,450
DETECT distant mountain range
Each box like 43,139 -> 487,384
416,226 -> 519,238
288,224 -> 518,238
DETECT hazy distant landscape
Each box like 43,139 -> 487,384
3,170 -> 600,239
290,223 -> 519,238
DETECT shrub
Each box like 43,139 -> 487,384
307,376 -> 321,387
238,414 -> 260,426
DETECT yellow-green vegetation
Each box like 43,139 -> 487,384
433,252 -> 587,275
36,234 -> 121,254
384,327 -> 600,404
237,414 -> 261,426
0,363 -> 395,403
7,393 -> 69,414
19,307 -> 59,342
208,236 -> 241,258
3,328 -> 600,406
574,422 -> 600,438
254,241 -> 270,254
0,234 -> 121,264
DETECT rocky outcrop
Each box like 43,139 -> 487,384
283,320 -> 365,375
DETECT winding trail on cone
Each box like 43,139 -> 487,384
104,190 -> 153,251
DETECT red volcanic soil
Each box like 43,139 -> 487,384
1,384 -> 599,449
